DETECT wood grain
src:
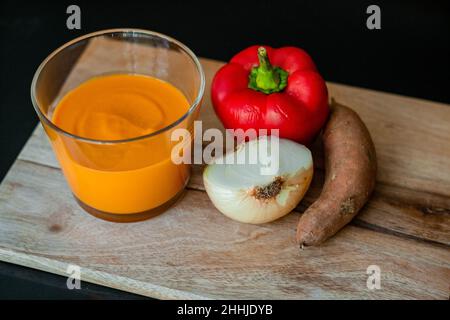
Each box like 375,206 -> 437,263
1,40 -> 449,299
1,159 -> 449,299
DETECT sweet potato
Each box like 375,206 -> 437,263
296,99 -> 377,246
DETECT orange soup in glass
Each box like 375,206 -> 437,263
31,29 -> 205,222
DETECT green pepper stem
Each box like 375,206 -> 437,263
257,47 -> 272,72
248,47 -> 288,94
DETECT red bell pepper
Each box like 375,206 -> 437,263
211,45 -> 329,144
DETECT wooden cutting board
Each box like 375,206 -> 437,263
0,40 -> 449,299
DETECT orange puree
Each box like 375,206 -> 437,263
51,74 -> 191,214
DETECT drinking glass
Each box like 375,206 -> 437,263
31,29 -> 205,222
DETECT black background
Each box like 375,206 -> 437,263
0,0 -> 449,299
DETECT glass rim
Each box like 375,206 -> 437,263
30,28 -> 206,145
